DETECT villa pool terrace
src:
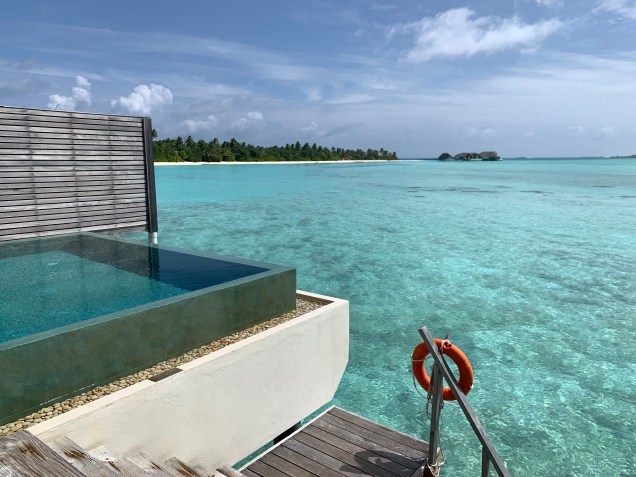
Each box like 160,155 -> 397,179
0,232 -> 296,425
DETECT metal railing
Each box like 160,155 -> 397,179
418,326 -> 510,477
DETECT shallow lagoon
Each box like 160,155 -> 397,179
133,159 -> 635,475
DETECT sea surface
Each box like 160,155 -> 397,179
132,158 -> 635,476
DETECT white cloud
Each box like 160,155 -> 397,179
306,88 -> 322,101
182,114 -> 217,133
535,0 -> 563,6
302,121 -> 320,133
467,126 -> 497,136
325,94 -> 375,105
231,110 -> 264,130
567,125 -> 586,136
370,3 -> 398,11
362,78 -> 398,90
47,75 -> 92,110
391,8 -> 562,61
597,126 -> 618,138
596,0 -> 636,19
252,62 -> 314,81
0,77 -> 47,97
246,111 -> 263,121
111,83 -> 173,115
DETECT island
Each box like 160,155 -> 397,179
153,134 -> 399,163
609,154 -> 636,158
438,151 -> 501,161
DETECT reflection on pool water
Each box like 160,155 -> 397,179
0,233 -> 268,343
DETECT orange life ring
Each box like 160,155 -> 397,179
412,338 -> 474,401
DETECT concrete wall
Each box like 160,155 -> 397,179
31,291 -> 349,471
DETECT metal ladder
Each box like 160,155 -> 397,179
418,326 -> 511,477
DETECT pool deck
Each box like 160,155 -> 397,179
241,406 -> 429,477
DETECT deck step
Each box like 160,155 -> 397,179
165,456 -> 210,476
88,445 -> 153,476
0,430 -> 88,477
217,464 -> 249,477
125,452 -> 182,477
49,436 -> 119,477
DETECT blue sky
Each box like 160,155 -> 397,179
2,0 -> 635,157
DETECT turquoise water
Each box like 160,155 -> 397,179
0,234 -> 271,344
134,159 -> 635,476
0,249 -> 188,343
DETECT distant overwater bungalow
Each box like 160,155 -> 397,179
438,151 -> 502,161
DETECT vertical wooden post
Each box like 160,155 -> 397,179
142,117 -> 158,240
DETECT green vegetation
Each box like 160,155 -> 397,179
152,134 -> 398,163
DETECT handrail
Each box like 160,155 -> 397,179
418,326 -> 511,477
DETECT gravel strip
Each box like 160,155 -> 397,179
0,298 -> 324,437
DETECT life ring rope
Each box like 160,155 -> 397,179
411,338 -> 474,401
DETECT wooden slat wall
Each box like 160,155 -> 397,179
0,106 -> 157,241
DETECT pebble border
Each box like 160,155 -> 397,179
0,298 -> 323,437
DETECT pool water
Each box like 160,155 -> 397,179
132,159 -> 636,476
0,234 -> 268,344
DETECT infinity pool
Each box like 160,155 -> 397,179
0,233 -> 270,343
0,232 -> 296,424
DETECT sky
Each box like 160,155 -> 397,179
1,0 -> 635,157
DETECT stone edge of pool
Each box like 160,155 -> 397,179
0,294 -> 326,437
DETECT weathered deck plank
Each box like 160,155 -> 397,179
49,436 -> 119,477
270,445 -> 342,477
242,460 -> 289,477
259,451 -> 321,477
328,407 -> 426,451
0,430 -> 87,477
291,432 -> 392,477
241,470 -> 262,477
321,413 -> 426,461
125,452 -> 180,477
310,417 -> 421,470
88,445 -> 152,476
243,407 -> 427,477
302,425 -> 415,476
165,457 -> 207,477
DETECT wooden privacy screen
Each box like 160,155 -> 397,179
0,106 -> 158,241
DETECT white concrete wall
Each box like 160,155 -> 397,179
31,291 -> 349,471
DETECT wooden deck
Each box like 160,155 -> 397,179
241,406 -> 428,477
0,406 -> 428,477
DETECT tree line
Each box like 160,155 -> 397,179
152,134 -> 398,163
